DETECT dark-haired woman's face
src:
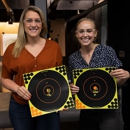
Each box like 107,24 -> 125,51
75,20 -> 97,47
23,10 -> 42,38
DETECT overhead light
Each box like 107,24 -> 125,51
77,10 -> 80,14
8,19 -> 13,24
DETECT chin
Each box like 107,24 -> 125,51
81,42 -> 90,46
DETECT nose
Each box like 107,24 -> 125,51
30,21 -> 37,27
83,30 -> 88,36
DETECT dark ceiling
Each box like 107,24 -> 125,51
0,0 -> 34,22
0,0 -> 107,22
47,0 -> 99,20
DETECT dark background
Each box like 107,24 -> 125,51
0,0 -> 34,22
108,1 -> 130,130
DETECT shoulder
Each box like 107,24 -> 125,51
2,43 -> 15,60
100,44 -> 114,50
98,44 -> 116,53
69,50 -> 80,59
4,42 -> 15,53
46,39 -> 60,47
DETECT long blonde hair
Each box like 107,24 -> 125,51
12,5 -> 47,58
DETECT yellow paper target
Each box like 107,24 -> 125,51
23,65 -> 75,117
73,67 -> 118,109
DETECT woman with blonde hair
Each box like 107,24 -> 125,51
68,17 -> 130,130
1,5 -> 62,130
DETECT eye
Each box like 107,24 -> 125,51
79,30 -> 85,34
86,29 -> 93,33
35,19 -> 41,23
26,19 -> 32,23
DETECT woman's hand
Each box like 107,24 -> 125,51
70,83 -> 79,95
16,86 -> 32,100
110,69 -> 130,85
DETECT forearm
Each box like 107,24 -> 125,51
1,77 -> 20,93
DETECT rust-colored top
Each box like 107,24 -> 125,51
1,39 -> 62,105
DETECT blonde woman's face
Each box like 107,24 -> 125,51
23,10 -> 42,38
75,20 -> 97,46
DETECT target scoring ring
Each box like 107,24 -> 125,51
36,78 -> 61,104
83,76 -> 108,100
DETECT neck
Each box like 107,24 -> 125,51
80,43 -> 98,54
27,36 -> 42,45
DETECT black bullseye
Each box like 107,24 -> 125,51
73,68 -> 117,108
28,70 -> 69,111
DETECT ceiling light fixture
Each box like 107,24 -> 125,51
8,19 -> 13,24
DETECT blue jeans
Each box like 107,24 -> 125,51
9,96 -> 60,130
